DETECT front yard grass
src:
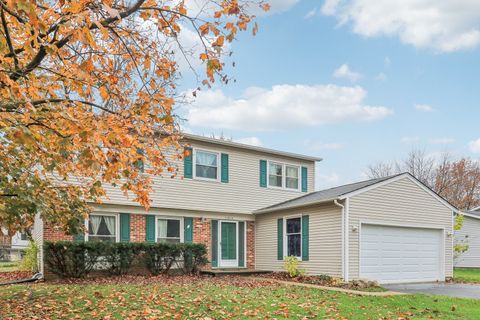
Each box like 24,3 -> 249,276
1,276 -> 479,319
0,261 -> 20,273
454,267 -> 480,283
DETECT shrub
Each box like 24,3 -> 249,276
20,240 -> 39,273
141,242 -> 180,276
176,243 -> 209,275
103,242 -> 140,275
283,256 -> 305,278
44,241 -> 209,278
44,241 -> 104,278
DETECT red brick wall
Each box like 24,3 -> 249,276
193,218 -> 212,270
246,221 -> 255,269
42,214 -> 256,270
43,223 -> 74,241
130,214 -> 146,242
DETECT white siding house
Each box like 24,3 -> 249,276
454,210 -> 480,268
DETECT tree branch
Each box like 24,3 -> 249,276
1,7 -> 19,70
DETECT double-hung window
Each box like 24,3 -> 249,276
268,162 -> 300,191
88,214 -> 117,242
285,217 -> 302,258
195,150 -> 219,180
268,162 -> 283,188
157,217 -> 182,243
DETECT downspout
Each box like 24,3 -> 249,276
334,199 -> 346,281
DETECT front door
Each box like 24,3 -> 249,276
219,221 -> 238,267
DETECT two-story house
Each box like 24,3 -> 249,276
33,134 -> 319,272
32,134 -> 456,284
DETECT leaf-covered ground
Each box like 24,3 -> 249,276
1,276 -> 479,319
454,268 -> 480,283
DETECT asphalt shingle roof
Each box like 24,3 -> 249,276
255,173 -> 403,214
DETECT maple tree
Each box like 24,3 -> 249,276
0,0 -> 268,235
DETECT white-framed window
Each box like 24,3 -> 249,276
267,161 -> 300,191
285,165 -> 300,190
268,162 -> 283,188
87,214 -> 118,242
194,149 -> 219,181
156,217 -> 183,243
285,216 -> 302,258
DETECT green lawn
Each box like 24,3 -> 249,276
454,268 -> 480,283
1,277 -> 479,319
0,261 -> 20,273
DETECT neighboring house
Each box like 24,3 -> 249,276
454,207 -> 480,268
0,229 -> 28,261
32,135 -> 456,284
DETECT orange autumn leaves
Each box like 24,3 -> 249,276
0,0 -> 268,234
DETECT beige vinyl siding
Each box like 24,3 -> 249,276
255,203 -> 343,277
454,216 -> 480,267
98,139 -> 316,214
348,176 -> 453,280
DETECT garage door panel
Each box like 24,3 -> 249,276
360,224 -> 442,283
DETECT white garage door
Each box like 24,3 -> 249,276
360,224 -> 443,283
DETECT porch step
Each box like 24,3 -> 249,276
201,269 -> 272,277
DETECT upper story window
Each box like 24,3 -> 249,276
195,150 -> 219,180
157,217 -> 182,243
88,214 -> 117,242
268,161 -> 300,191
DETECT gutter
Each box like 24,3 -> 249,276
334,199 -> 347,282
0,272 -> 43,286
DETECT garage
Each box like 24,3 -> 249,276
360,224 -> 444,283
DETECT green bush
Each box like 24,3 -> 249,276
141,242 -> 180,276
283,256 -> 306,278
176,243 -> 209,275
103,242 -> 140,275
44,241 -> 104,278
44,241 -> 208,278
20,240 -> 39,272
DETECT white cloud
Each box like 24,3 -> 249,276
322,0 -> 480,52
429,138 -> 455,145
384,56 -> 391,66
469,138 -> 480,153
321,0 -> 341,15
233,136 -> 263,147
317,173 -> 341,189
304,140 -> 343,151
401,136 -> 420,144
304,8 -> 317,19
333,64 -> 362,82
415,104 -> 434,112
185,84 -> 392,131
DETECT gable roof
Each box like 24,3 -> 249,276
462,210 -> 480,220
254,172 -> 457,214
183,133 -> 323,162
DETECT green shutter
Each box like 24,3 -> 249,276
184,147 -> 193,179
211,220 -> 218,268
260,160 -> 267,187
73,232 -> 84,242
145,215 -> 155,242
302,215 -> 309,261
120,213 -> 130,242
277,218 -> 283,260
221,153 -> 229,183
301,167 -> 308,192
184,217 -> 193,243
238,221 -> 245,267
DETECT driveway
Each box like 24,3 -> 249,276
384,282 -> 480,299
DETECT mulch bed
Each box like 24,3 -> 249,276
0,271 -> 34,282
258,272 -> 383,291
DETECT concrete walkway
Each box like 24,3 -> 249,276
250,277 -> 405,297
384,282 -> 480,299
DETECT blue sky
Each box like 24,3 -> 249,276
178,0 -> 480,189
